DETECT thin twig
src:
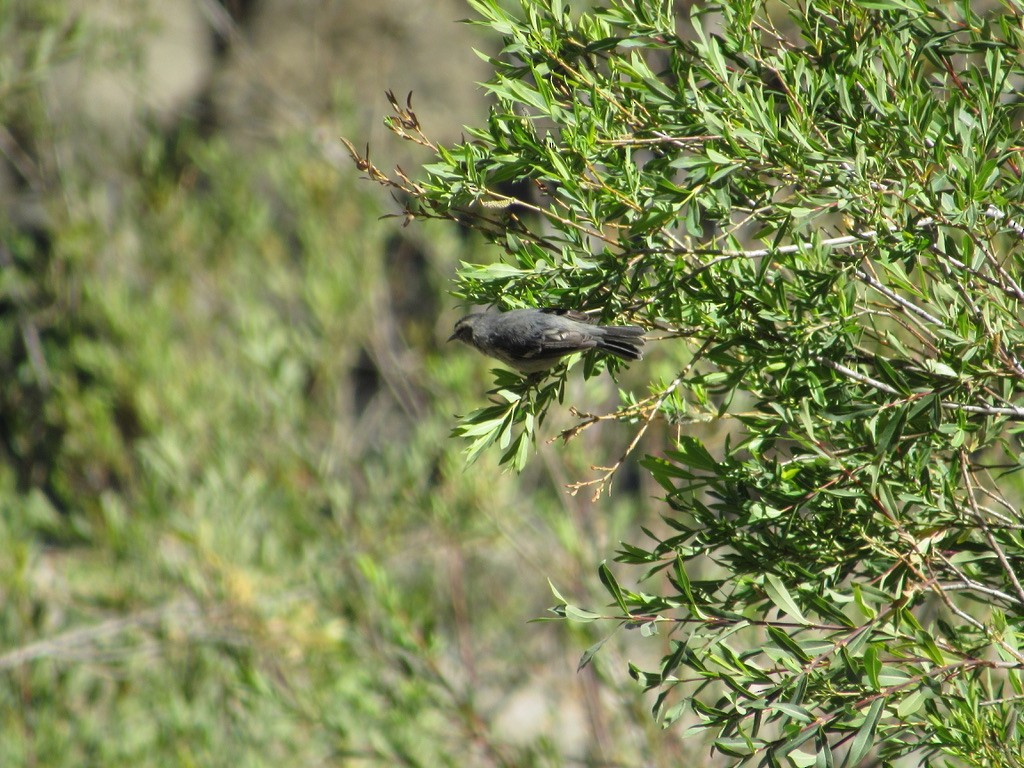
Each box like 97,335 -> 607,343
853,266 -> 943,326
567,338 -> 714,500
960,457 -> 1024,608
814,356 -> 1024,419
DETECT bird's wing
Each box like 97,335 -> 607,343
539,307 -> 597,325
539,325 -> 596,351
494,325 -> 595,363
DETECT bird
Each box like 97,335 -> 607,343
448,307 -> 645,374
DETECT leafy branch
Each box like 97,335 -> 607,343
350,0 -> 1024,764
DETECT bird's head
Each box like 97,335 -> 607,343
448,313 -> 482,345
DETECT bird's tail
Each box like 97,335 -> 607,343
596,325 -> 646,361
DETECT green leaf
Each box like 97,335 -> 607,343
764,574 -> 809,625
666,436 -> 718,472
672,556 -> 707,619
805,593 -> 856,628
773,724 -> 822,757
598,561 -> 630,614
917,629 -> 945,666
767,625 -> 812,663
564,604 -> 601,623
863,645 -> 881,691
874,356 -> 912,395
814,730 -> 835,768
896,689 -> 928,719
714,736 -> 761,757
842,698 -> 885,768
578,634 -> 611,671
770,702 -> 814,724
547,579 -> 568,604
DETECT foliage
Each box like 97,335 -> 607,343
353,0 -> 1024,764
0,2 -> 119,524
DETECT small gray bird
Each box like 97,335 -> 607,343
448,308 -> 645,374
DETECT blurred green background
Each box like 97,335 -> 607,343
0,1 -> 681,765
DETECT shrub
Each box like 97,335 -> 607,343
353,0 -> 1024,764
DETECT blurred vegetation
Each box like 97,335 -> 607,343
0,2 -> 676,766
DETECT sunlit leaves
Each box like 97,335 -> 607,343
450,367 -> 564,471
376,0 -> 1024,764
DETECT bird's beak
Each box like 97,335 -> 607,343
447,332 -> 458,343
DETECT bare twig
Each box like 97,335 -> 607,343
960,457 -> 1024,608
853,266 -> 943,326
814,356 -> 1024,419
567,338 -> 714,500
